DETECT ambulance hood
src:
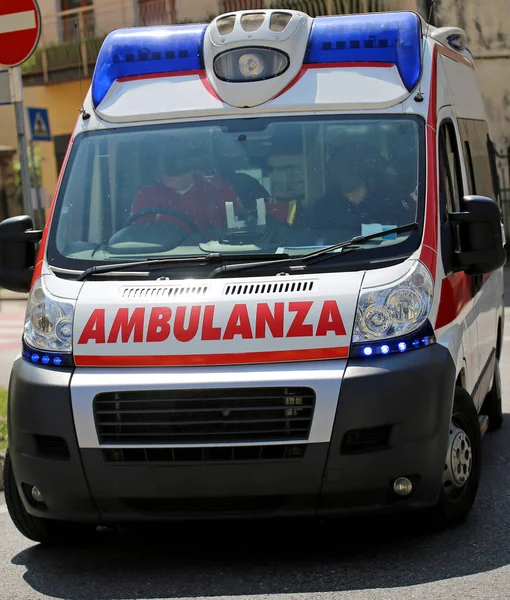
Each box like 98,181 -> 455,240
72,272 -> 364,367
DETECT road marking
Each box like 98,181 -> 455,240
0,11 -> 36,35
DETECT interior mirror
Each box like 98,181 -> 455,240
0,215 -> 43,293
449,195 -> 506,275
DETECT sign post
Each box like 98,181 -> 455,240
0,0 -> 42,226
9,68 -> 34,222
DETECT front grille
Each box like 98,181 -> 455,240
94,387 -> 315,445
103,444 -> 306,463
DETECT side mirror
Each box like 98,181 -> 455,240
0,216 -> 43,293
449,195 -> 506,276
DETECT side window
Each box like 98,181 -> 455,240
438,121 -> 463,219
487,136 -> 501,202
458,118 -> 497,200
463,141 -> 476,195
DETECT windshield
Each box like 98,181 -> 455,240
47,115 -> 425,275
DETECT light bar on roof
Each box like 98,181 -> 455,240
304,12 -> 422,92
91,24 -> 207,108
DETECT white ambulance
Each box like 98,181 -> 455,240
0,9 -> 506,544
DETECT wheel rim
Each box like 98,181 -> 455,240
443,418 -> 473,499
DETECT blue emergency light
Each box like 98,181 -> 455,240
22,341 -> 73,368
91,11 -> 422,107
351,322 -> 436,359
304,12 -> 423,92
91,24 -> 207,107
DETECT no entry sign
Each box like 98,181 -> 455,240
0,0 -> 41,68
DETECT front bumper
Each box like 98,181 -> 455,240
7,343 -> 456,522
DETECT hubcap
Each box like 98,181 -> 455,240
443,421 -> 473,495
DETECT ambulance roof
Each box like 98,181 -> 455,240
85,10 -> 472,124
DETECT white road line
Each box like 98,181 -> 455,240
0,11 -> 36,35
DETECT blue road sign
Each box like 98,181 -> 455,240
27,107 -> 51,141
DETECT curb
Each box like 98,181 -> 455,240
0,451 -> 4,492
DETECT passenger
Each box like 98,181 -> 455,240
130,149 -> 243,231
306,152 -> 415,232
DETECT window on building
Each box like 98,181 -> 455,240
219,0 -> 265,12
59,0 -> 95,42
329,0 -> 386,13
219,1 -> 390,18
267,0 -> 328,16
138,0 -> 172,27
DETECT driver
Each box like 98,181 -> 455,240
130,149 -> 242,231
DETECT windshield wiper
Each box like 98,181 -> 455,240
208,223 -> 418,278
75,253 -> 289,282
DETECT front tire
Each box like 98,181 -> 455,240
3,450 -> 96,545
430,386 -> 482,528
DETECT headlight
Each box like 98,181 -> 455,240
353,261 -> 434,343
24,278 -> 75,353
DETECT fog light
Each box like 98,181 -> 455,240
31,486 -> 44,503
393,477 -> 413,496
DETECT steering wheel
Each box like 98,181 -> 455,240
125,207 -> 202,232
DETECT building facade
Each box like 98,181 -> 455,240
0,0 -> 508,220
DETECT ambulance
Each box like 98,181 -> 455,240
0,9 -> 506,544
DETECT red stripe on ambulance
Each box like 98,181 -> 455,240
74,346 -> 349,367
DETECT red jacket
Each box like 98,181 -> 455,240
131,175 -> 242,231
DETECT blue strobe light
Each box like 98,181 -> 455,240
92,24 -> 207,107
304,11 -> 422,91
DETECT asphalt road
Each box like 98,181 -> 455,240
1,277 -> 510,600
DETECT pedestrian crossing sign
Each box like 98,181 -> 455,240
27,107 -> 51,141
